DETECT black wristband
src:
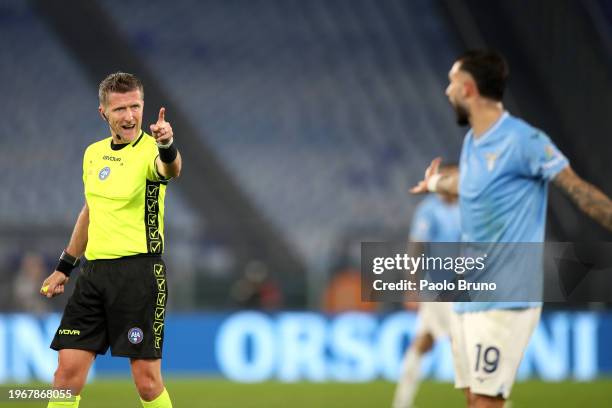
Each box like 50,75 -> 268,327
158,144 -> 178,163
56,250 -> 80,277
56,259 -> 75,277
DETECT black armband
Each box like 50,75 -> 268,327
56,250 -> 80,277
158,140 -> 178,163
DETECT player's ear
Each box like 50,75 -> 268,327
464,78 -> 477,99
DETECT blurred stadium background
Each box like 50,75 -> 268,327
1,0 -> 611,406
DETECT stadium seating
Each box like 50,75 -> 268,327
0,0 -> 199,231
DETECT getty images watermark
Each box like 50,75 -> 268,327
361,242 -> 612,303
371,252 -> 493,293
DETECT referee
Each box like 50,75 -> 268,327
40,72 -> 181,408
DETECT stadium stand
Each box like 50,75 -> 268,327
0,0 -> 200,231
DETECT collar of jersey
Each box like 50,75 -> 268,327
472,111 -> 509,146
131,130 -> 144,147
110,130 -> 144,151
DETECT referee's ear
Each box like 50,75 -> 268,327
98,106 -> 108,122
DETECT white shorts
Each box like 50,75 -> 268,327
450,307 -> 541,399
415,302 -> 452,339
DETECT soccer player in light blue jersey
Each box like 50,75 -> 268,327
393,167 -> 460,408
411,50 -> 612,408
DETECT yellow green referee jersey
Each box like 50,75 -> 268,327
83,131 -> 169,260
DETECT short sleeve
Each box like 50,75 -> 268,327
146,154 -> 161,181
410,200 -> 435,241
82,147 -> 90,185
145,147 -> 170,182
521,130 -> 569,181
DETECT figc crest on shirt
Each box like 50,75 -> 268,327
98,166 -> 111,180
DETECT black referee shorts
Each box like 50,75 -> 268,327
51,255 -> 168,359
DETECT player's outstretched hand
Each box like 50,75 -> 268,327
40,271 -> 69,299
149,107 -> 174,145
410,157 -> 442,194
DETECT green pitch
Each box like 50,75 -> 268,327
6,379 -> 612,407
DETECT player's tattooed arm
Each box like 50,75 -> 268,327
553,166 -> 612,231
410,157 -> 459,196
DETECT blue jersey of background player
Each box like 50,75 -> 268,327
410,194 -> 461,244
410,181 -> 461,287
392,185 -> 460,408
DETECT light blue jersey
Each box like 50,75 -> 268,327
410,194 -> 461,285
454,112 -> 569,313
410,194 -> 461,243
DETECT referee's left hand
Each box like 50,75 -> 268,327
150,107 -> 173,145
40,271 -> 69,298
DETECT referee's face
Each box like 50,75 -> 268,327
100,90 -> 144,143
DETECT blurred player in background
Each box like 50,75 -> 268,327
39,72 -> 181,408
412,50 -> 612,408
393,164 -> 460,408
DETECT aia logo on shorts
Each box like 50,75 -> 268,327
128,327 -> 144,344
99,166 -> 111,180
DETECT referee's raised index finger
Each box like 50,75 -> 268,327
158,107 -> 166,123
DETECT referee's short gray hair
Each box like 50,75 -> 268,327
98,72 -> 144,106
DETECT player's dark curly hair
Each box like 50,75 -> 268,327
98,72 -> 144,105
457,50 -> 509,101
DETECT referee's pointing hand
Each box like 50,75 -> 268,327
150,107 -> 173,146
